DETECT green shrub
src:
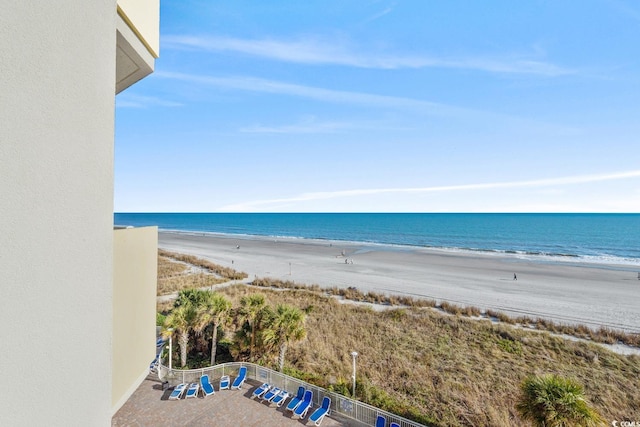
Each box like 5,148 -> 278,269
498,338 -> 522,355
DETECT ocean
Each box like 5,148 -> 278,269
114,213 -> 640,266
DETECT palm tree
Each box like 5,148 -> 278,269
175,288 -> 207,307
238,294 -> 267,361
195,292 -> 232,365
229,322 -> 251,361
516,374 -> 604,427
163,302 -> 198,368
263,304 -> 307,372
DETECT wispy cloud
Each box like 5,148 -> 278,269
240,121 -> 350,134
218,170 -> 640,211
156,71 -> 464,114
363,1 -> 397,23
162,34 -> 574,76
239,116 -> 409,134
115,94 -> 183,109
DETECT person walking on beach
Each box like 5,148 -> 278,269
513,273 -> 517,281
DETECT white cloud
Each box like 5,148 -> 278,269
162,35 -> 574,76
156,71 -> 477,117
217,170 -> 640,212
363,2 -> 397,23
240,121 -> 348,134
239,116 -> 408,134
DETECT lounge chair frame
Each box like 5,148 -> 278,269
271,390 -> 289,407
185,382 -> 199,399
200,374 -> 215,397
168,383 -> 187,400
251,382 -> 270,399
219,375 -> 230,390
261,386 -> 281,402
231,366 -> 247,390
285,386 -> 306,412
309,396 -> 331,426
293,390 -> 313,419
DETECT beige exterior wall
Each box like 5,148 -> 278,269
112,226 -> 158,414
0,1 -> 159,425
118,0 -> 160,57
0,1 -> 117,425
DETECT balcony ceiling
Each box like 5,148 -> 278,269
116,13 -> 155,94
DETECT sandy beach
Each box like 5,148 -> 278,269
159,231 -> 640,332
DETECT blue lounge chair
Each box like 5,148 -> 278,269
390,423 -> 400,427
185,382 -> 199,399
149,354 -> 160,372
231,366 -> 247,390
262,386 -> 281,402
286,386 -> 306,412
271,390 -> 289,407
252,382 -> 270,399
219,375 -> 230,390
200,375 -> 215,397
168,383 -> 187,400
376,415 -> 386,427
293,390 -> 313,419
309,396 -> 331,426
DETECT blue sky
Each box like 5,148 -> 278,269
115,0 -> 640,212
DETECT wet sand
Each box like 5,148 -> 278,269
159,231 -> 640,332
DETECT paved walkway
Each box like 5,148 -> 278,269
113,376 -> 362,427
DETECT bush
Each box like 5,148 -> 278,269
156,312 -> 166,326
517,374 -> 603,427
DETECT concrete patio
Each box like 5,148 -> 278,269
113,375 -> 366,426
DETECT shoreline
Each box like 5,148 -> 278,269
158,230 -> 640,332
157,229 -> 640,269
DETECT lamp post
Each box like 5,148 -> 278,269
351,351 -> 358,399
167,328 -> 174,371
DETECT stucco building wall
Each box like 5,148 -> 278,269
112,226 -> 158,414
0,1 -> 115,425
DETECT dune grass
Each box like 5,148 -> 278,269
157,255 -> 225,295
159,249 -> 248,280
216,284 -> 640,426
252,277 -> 640,347
157,250 -> 248,295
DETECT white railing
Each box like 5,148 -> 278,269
156,361 -> 427,427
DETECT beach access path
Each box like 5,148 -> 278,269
159,232 -> 640,332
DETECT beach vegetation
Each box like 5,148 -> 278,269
162,289 -> 233,367
163,302 -> 198,368
159,249 -> 248,280
516,374 -> 603,427
211,284 -> 639,426
158,254 -> 188,277
236,294 -> 269,362
195,291 -> 232,366
158,270 -> 226,295
262,304 -> 307,372
498,338 -> 523,355
250,275 -> 640,348
156,250 -> 248,295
